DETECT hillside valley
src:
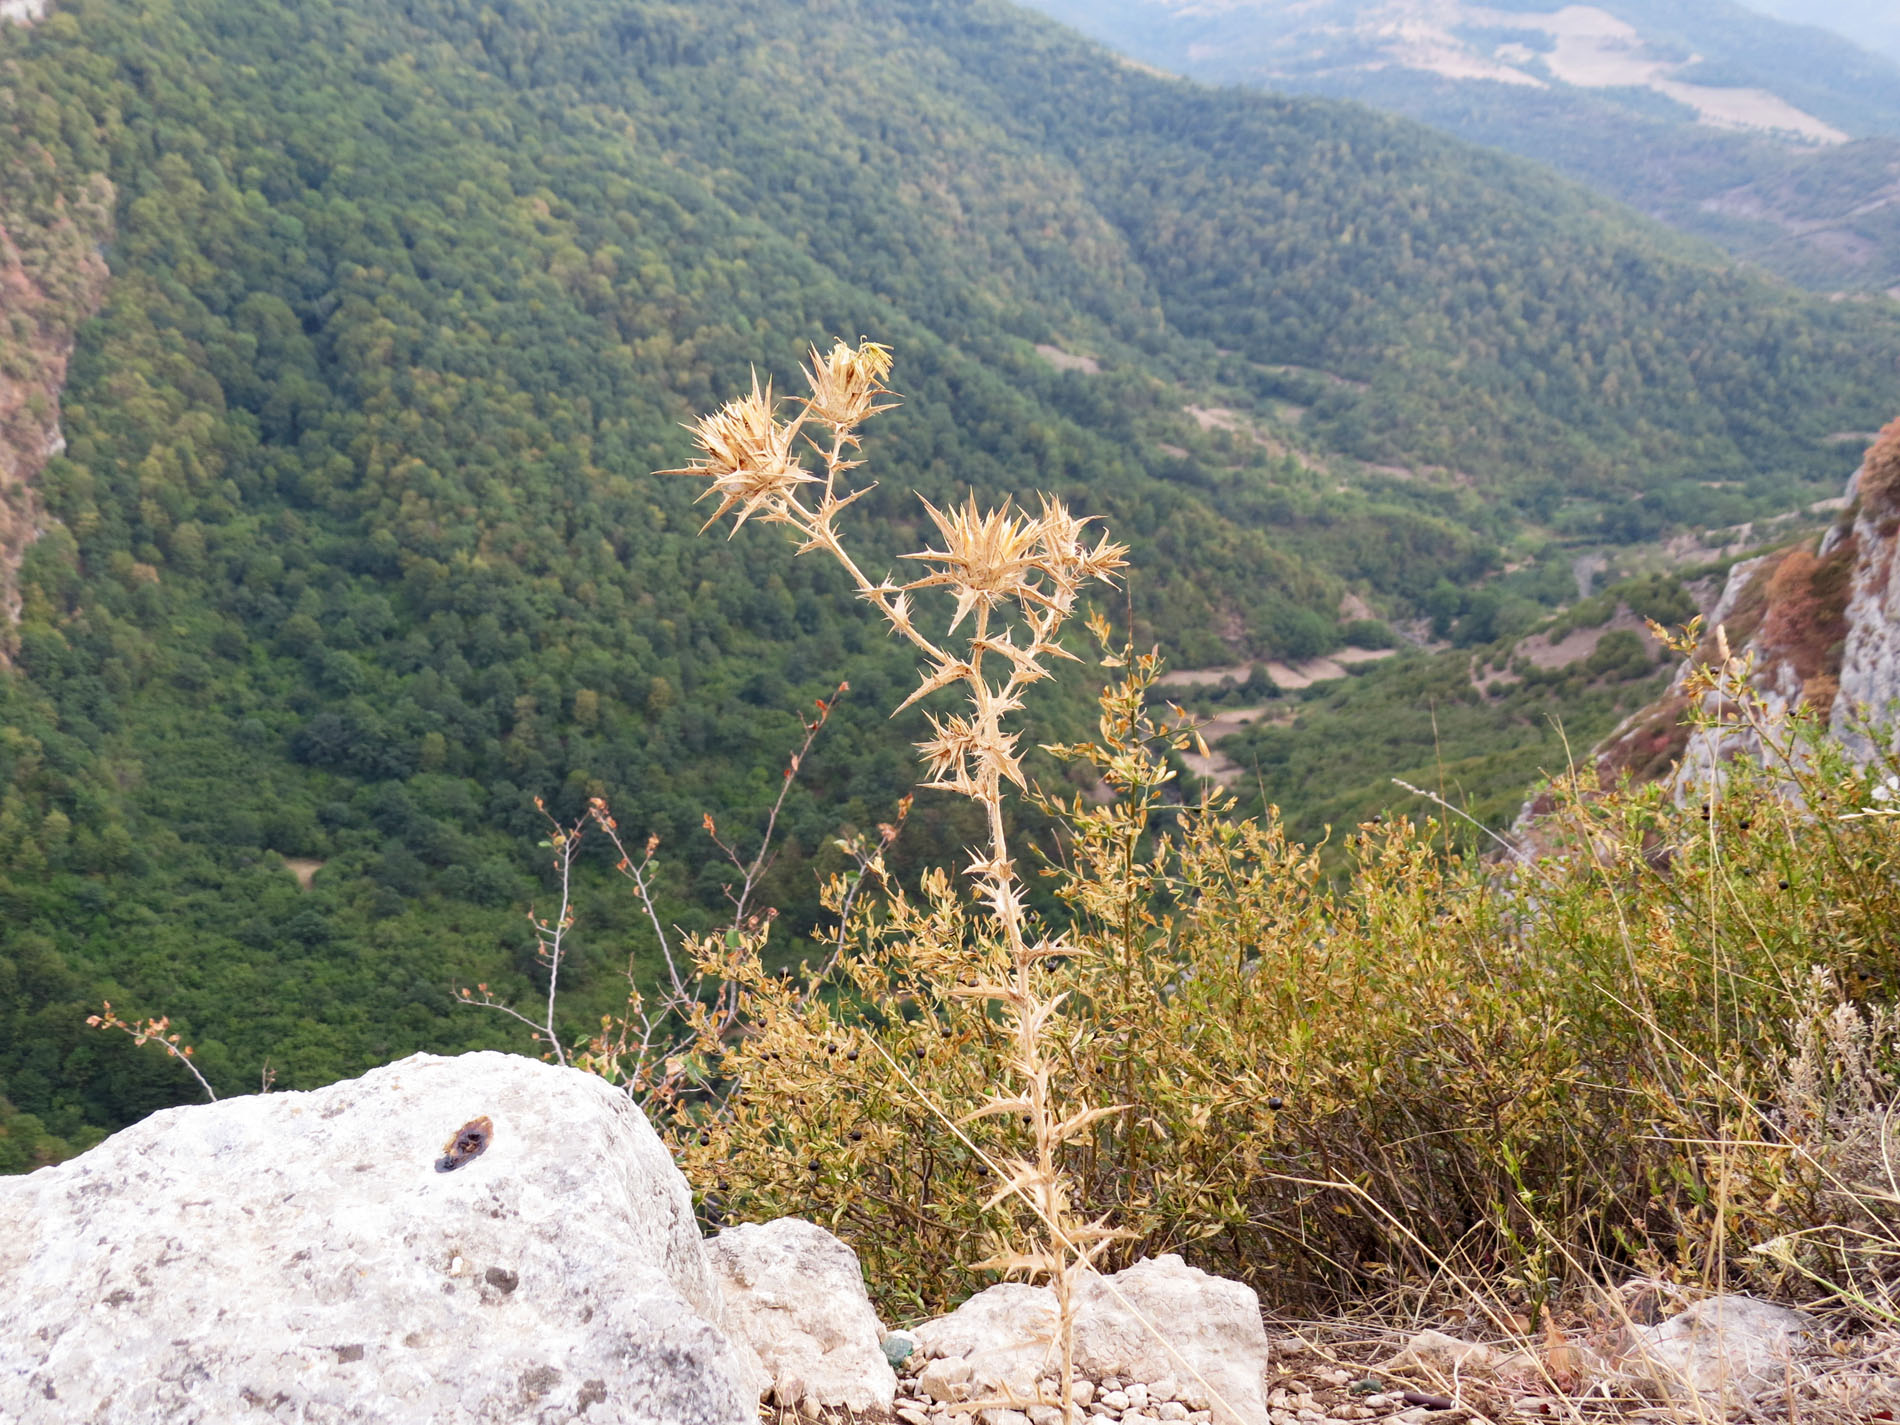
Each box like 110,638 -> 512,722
2,0 -> 1900,1166
1019,0 -> 1900,295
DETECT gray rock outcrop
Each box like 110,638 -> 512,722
0,1051 -> 761,1424
912,1254 -> 1272,1425
707,1216 -> 897,1417
1832,425 -> 1900,759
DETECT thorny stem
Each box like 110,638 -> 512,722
674,342 -> 1130,1422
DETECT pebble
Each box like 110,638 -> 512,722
1123,1414 -> 1160,1425
1071,1379 -> 1096,1408
1101,1390 -> 1131,1412
920,1356 -> 974,1404
897,1408 -> 932,1425
1127,1384 -> 1150,1410
1148,1376 -> 1179,1403
1158,1405 -> 1190,1422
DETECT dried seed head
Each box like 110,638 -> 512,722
803,340 -> 896,436
903,495 -> 1047,633
670,373 -> 815,532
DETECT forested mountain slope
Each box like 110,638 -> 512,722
2,0 -> 1899,1163
1019,0 -> 1900,294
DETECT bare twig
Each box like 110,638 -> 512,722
87,1001 -> 217,1103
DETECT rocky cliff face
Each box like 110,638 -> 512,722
0,167 -> 111,639
0,33 -> 112,646
1829,421 -> 1900,759
1546,418 -> 1900,815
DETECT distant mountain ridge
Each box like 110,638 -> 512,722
1019,0 -> 1900,294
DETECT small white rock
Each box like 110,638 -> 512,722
1071,1379 -> 1096,1407
1127,1383 -> 1150,1410
1148,1375 -> 1179,1403
1158,1404 -> 1190,1422
1103,1389 -> 1132,1411
898,1407 -> 933,1425
921,1355 -> 975,1404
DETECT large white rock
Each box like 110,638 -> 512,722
913,1255 -> 1271,1425
1628,1294 -> 1820,1402
0,1051 -> 760,1424
706,1216 -> 897,1416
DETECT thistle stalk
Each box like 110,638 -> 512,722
668,341 -> 1129,1420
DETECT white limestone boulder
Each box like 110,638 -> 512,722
913,1254 -> 1271,1425
0,1051 -> 761,1424
707,1216 -> 897,1417
1627,1294 -> 1821,1403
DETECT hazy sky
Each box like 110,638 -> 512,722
1734,0 -> 1900,66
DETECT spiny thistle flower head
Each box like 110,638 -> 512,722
671,372 -> 815,533
903,494 -> 1128,633
804,339 -> 896,437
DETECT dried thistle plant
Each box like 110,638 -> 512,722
672,340 -> 1129,1420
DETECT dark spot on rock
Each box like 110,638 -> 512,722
484,1266 -> 519,1294
353,1163 -> 372,1173
519,1365 -> 561,1402
403,1333 -> 423,1348
334,1344 -> 365,1363
102,1289 -> 135,1308
581,1305 -> 594,1324
40,1382 -> 55,1400
577,1379 -> 608,1409
435,1115 -> 493,1173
